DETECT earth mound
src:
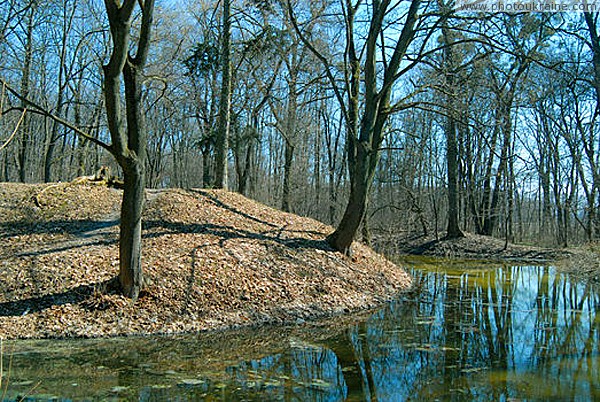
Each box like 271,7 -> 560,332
0,183 -> 411,339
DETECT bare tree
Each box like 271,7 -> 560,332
214,0 -> 231,189
289,0 -> 423,254
439,3 -> 464,239
16,0 -> 36,183
102,0 -> 155,299
43,0 -> 77,182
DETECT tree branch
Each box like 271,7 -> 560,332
133,0 -> 155,66
286,0 -> 349,126
0,108 -> 26,152
0,78 -> 113,153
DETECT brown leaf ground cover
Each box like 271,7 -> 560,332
0,183 -> 411,339
379,232 -> 573,263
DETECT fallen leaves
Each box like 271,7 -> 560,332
0,184 -> 412,339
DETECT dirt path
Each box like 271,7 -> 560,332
12,188 -> 168,260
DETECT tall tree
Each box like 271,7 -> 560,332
583,12 -> 600,239
439,4 -> 464,239
474,15 -> 548,236
214,0 -> 231,189
43,0 -> 77,182
290,0 -> 423,254
16,0 -> 36,183
584,12 -> 600,111
184,38 -> 220,188
102,0 -> 155,299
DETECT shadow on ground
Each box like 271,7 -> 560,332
0,278 -> 119,317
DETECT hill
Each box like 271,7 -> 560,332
0,182 -> 411,339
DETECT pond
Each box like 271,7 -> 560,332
1,258 -> 599,401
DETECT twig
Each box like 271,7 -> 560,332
20,380 -> 43,401
0,108 -> 26,152
0,82 -> 5,116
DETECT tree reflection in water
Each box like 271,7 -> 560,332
219,263 -> 600,401
2,262 -> 599,401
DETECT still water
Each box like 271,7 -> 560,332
2,259 -> 599,401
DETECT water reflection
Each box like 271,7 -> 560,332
363,264 -> 600,401
2,262 -> 599,401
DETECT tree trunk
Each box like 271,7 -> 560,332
483,99 -> 512,236
44,1 -> 75,183
446,123 -> 464,238
441,17 -> 464,239
117,60 -> 147,299
238,139 -> 253,195
585,12 -> 600,112
201,139 -> 212,188
282,139 -> 294,212
325,111 -> 342,225
102,0 -> 154,300
44,102 -> 64,182
477,122 -> 498,235
214,0 -> 231,189
17,3 -> 35,183
119,158 -> 145,299
327,185 -> 368,254
74,79 -> 103,177
327,142 -> 375,255
314,111 -> 322,214
361,211 -> 372,247
584,13 -> 600,241
328,167 -> 337,224
323,0 -> 420,254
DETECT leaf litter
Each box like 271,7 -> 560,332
0,183 -> 411,339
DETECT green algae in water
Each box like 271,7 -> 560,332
1,261 -> 599,401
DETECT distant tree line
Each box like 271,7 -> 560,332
2,0 -> 600,257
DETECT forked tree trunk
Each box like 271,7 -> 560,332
322,0 -> 420,254
102,0 -> 154,300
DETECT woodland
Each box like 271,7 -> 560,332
1,1 -> 600,296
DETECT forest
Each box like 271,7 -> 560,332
1,0 -> 600,253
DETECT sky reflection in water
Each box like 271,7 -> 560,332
2,261 -> 599,401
